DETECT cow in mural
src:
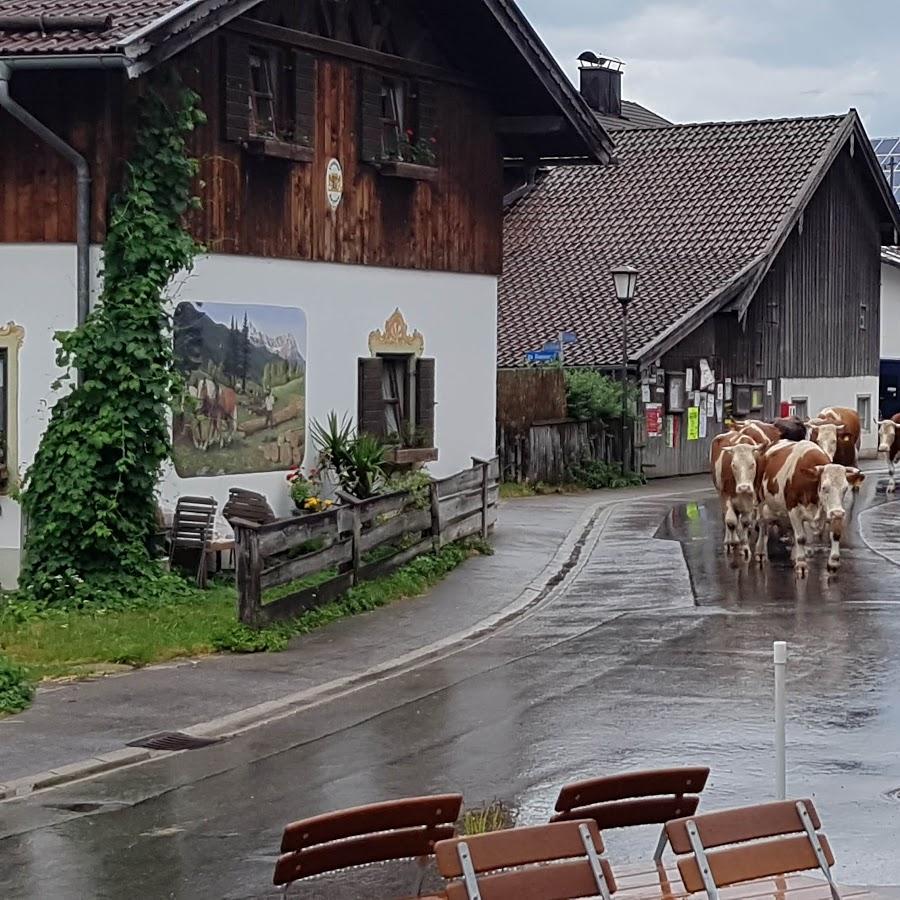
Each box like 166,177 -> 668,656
877,413 -> 900,493
808,406 -> 861,469
711,430 -> 764,558
755,439 -> 864,577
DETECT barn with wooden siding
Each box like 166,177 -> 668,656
0,0 -> 612,584
499,110 -> 900,477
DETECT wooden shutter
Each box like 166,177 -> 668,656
416,80 -> 437,148
359,68 -> 383,162
223,35 -> 251,142
358,357 -> 386,438
293,50 -> 316,147
415,358 -> 436,447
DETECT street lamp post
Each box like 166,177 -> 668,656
611,265 -> 639,473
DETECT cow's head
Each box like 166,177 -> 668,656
723,443 -> 759,497
813,464 -> 865,537
877,419 -> 897,454
809,421 -> 845,460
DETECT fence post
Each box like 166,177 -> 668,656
473,457 -> 490,540
429,479 -> 442,552
774,641 -> 787,800
235,524 -> 262,627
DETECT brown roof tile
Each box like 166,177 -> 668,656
595,99 -> 672,132
0,1 -> 187,54
498,113 -> 850,367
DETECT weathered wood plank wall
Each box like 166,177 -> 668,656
0,6 -> 504,274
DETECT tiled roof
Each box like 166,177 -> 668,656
595,99 -> 672,132
499,113 -> 852,367
0,1 -> 186,53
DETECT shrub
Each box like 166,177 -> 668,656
0,655 -> 35,715
311,412 -> 386,499
384,468 -> 433,510
568,459 -> 644,490
564,369 -> 636,422
460,800 -> 517,835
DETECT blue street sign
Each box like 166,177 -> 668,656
543,341 -> 561,352
525,349 -> 560,363
560,331 -> 578,344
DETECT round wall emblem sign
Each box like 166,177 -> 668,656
326,158 -> 343,211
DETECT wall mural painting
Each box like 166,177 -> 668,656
172,302 -> 307,477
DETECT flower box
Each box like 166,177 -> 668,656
377,161 -> 438,183
385,447 -> 439,465
243,137 -> 314,163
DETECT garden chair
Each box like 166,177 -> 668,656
273,793 -> 463,897
222,487 -> 276,526
552,766 -> 711,863
167,495 -> 217,587
664,799 -> 844,900
434,819 -> 616,900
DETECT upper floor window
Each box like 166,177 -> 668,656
249,48 -> 279,138
380,77 -> 411,160
223,37 -> 315,157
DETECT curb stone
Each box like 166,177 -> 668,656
0,486 -> 697,801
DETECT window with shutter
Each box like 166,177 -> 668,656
358,357 -> 386,438
359,68 -> 384,163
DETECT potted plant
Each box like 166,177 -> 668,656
310,412 -> 387,500
286,466 -> 334,514
379,130 -> 439,182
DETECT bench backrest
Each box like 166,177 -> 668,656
665,799 -> 837,897
222,487 -> 275,525
171,496 -> 216,547
435,819 -> 616,900
552,766 -> 710,830
273,793 -> 463,887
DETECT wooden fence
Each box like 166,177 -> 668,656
498,419 -> 628,484
232,458 -> 499,627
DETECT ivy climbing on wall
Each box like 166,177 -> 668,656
19,82 -> 206,606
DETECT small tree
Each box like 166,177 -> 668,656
19,82 -> 206,605
564,369 -> 636,422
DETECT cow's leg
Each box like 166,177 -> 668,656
888,455 -> 897,494
755,504 -> 770,564
788,507 -> 809,578
722,499 -> 739,552
736,502 -> 754,561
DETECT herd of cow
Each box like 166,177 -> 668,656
711,406 -> 900,577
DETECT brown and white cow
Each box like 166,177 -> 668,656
877,413 -> 900,493
808,406 -> 861,467
755,439 -> 864,577
711,431 -> 763,557
728,419 -> 781,446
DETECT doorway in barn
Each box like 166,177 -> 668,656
880,359 -> 900,418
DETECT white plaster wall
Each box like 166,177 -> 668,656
0,246 -> 498,584
780,375 -> 880,454
882,262 -> 900,360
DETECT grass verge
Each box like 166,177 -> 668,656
499,481 -> 587,499
0,538 -> 491,705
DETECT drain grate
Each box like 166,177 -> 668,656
126,731 -> 221,752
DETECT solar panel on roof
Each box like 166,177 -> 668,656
872,136 -> 900,202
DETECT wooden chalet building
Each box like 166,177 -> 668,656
501,64 -> 900,477
0,0 -> 612,584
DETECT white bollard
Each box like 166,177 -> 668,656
774,641 -> 787,800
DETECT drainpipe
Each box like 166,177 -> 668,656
0,56 -> 128,331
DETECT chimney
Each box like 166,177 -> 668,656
578,53 -> 623,117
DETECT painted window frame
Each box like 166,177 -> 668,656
0,323 -> 23,495
857,394 -> 872,432
791,396 -> 809,420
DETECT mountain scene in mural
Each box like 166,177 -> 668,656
172,302 -> 307,477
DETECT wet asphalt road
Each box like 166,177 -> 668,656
3,477 -> 900,898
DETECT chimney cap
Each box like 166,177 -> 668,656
578,51 -> 624,71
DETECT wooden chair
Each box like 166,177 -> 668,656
168,496 -> 217,587
222,487 -> 276,526
434,819 -> 617,900
552,767 -> 710,862
665,798 -> 840,900
273,794 -> 463,896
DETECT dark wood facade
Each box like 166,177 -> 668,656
0,0 -> 506,275
640,142 -> 884,477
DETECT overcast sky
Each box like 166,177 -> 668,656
518,0 -> 899,138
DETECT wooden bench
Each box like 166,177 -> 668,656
552,767 -> 711,862
435,819 -> 616,900
273,794 -> 462,897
